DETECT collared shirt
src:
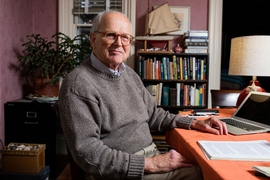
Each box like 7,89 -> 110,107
91,53 -> 126,77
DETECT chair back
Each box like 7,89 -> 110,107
210,89 -> 242,108
66,146 -> 83,179
53,102 -> 83,180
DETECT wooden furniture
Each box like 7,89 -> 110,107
138,52 -> 209,114
4,99 -> 68,179
166,109 -> 270,180
53,102 -> 83,180
211,89 -> 242,108
66,147 -> 83,180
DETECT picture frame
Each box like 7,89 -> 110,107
168,6 -> 190,35
154,6 -> 190,35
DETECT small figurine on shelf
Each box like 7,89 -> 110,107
174,44 -> 183,53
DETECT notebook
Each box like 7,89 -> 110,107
220,91 -> 270,135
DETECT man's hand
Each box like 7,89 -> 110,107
191,116 -> 228,135
144,149 -> 193,173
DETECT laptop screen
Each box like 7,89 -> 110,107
234,92 -> 270,126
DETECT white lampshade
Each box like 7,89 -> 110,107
229,35 -> 270,76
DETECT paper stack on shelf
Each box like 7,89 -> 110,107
184,30 -> 209,53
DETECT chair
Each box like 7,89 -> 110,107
53,102 -> 83,180
66,146 -> 83,179
210,89 -> 242,108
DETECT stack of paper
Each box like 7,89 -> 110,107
197,140 -> 270,161
252,166 -> 270,177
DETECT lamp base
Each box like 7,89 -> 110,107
236,80 -> 265,107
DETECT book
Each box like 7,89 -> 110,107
200,58 -> 204,80
184,30 -> 208,38
155,59 -> 159,80
189,57 -> 193,80
169,61 -> 173,80
176,83 -> 180,106
192,57 -> 196,80
183,57 -> 188,80
185,42 -> 208,46
198,140 -> 270,161
189,85 -> 195,106
176,56 -> 180,79
179,57 -> 183,80
138,56 -> 142,77
149,58 -> 153,79
152,58 -> 156,79
155,83 -> 160,104
184,48 -> 208,53
185,38 -> 209,42
186,46 -> 208,49
169,88 -> 177,106
158,83 -> 163,106
162,86 -> 169,106
172,55 -> 177,80
180,83 -> 184,105
166,57 -> 170,80
162,57 -> 167,80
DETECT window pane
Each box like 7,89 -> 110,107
73,0 -> 122,39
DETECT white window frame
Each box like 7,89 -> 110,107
58,0 -> 136,69
208,0 -> 223,107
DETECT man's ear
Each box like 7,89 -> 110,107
90,32 -> 96,47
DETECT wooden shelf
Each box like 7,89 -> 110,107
137,50 -> 173,54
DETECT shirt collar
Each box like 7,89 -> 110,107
91,53 -> 126,76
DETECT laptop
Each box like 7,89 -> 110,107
220,91 -> 270,135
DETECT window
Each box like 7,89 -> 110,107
73,0 -> 122,36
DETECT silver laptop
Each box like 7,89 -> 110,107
220,91 -> 270,135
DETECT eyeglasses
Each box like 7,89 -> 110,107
95,31 -> 134,46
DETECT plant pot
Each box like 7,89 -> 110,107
33,78 -> 59,97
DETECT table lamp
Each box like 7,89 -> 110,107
229,35 -> 270,107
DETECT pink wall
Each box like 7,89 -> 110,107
0,0 -> 57,144
136,0 -> 208,50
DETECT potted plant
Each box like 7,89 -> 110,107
18,32 -> 91,97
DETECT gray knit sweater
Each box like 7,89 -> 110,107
58,57 -> 193,179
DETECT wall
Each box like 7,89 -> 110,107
0,0 -> 57,144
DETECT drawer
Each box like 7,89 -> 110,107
5,100 -> 57,140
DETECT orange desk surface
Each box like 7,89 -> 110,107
166,109 -> 270,180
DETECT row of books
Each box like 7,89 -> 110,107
184,30 -> 209,53
146,83 -> 207,106
139,55 -> 207,80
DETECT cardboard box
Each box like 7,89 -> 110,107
0,166 -> 50,180
1,143 -> 46,173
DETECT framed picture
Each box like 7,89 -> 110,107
167,6 -> 190,35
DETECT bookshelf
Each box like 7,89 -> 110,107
137,52 -> 209,152
138,52 -> 209,114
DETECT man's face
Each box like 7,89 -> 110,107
90,12 -> 132,70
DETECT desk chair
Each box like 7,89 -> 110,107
210,89 -> 242,108
53,102 -> 83,180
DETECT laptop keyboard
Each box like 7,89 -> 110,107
221,118 -> 264,131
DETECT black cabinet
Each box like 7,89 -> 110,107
4,99 -> 68,179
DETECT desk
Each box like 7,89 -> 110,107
166,109 -> 270,180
